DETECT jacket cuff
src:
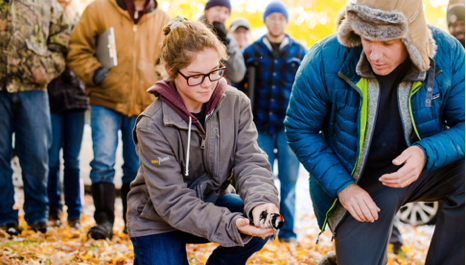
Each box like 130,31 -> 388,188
230,215 -> 252,246
335,180 -> 355,196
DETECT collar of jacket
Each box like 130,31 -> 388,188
115,0 -> 157,14
147,78 -> 227,134
257,34 -> 294,54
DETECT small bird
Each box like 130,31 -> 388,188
259,211 -> 285,240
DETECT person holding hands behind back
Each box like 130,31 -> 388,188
126,16 -> 280,265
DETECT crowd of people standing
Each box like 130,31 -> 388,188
0,0 -> 464,264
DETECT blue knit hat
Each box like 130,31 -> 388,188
263,1 -> 288,22
205,0 -> 231,12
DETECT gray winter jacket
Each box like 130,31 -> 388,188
225,35 -> 246,83
127,78 -> 279,247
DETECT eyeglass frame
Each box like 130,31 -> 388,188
177,62 -> 226,86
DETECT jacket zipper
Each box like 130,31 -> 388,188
317,73 -> 367,242
318,75 -> 379,243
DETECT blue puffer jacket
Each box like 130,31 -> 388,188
284,26 -> 465,231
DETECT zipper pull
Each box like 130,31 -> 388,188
200,136 -> 206,149
215,129 -> 220,139
133,25 -> 137,32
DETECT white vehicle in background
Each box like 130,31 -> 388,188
398,201 -> 441,225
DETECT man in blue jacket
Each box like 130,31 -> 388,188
285,0 -> 464,264
241,1 -> 307,242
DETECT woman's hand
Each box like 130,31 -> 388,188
235,218 -> 273,237
251,203 -> 280,228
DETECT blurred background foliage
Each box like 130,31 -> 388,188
77,0 -> 450,48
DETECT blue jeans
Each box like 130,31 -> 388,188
0,91 -> 51,226
257,130 -> 299,240
48,111 -> 85,220
90,106 -> 139,184
130,194 -> 269,265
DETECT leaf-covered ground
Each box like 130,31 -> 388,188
0,187 -> 434,265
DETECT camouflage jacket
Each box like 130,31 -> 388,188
0,0 -> 69,93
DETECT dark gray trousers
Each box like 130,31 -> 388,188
335,159 -> 465,265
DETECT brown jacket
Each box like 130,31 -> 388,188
127,79 -> 279,247
67,0 -> 170,116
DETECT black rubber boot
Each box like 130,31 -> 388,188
88,182 -> 115,240
318,251 -> 337,265
121,182 -> 131,234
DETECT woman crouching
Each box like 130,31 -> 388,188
127,16 -> 280,265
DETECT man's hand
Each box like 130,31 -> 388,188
235,218 -> 273,237
251,203 -> 280,228
338,184 -> 380,222
379,146 -> 425,188
31,67 -> 54,85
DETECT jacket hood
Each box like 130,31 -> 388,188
116,0 -> 157,13
337,0 -> 437,72
147,78 -> 228,134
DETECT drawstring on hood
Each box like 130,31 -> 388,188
185,116 -> 192,176
147,78 -> 227,176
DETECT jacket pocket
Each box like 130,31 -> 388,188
98,65 -> 129,101
286,57 -> 301,75
138,199 -> 165,222
7,32 -> 56,85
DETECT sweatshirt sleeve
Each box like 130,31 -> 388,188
224,35 -> 246,83
66,3 -> 103,86
135,121 -> 252,248
27,1 -> 69,85
231,94 -> 280,219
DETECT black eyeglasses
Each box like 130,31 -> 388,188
178,63 -> 226,86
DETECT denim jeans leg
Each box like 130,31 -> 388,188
62,110 -> 85,219
14,91 -> 51,225
130,194 -> 268,265
131,232 -> 190,265
276,130 -> 299,240
256,132 -> 276,171
90,106 -> 121,184
121,115 -> 139,184
0,92 -> 18,225
48,113 -> 64,211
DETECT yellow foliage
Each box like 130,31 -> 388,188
76,0 -> 449,49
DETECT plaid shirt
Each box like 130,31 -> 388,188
242,35 -> 307,135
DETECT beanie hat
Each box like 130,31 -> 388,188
204,0 -> 231,12
263,1 -> 288,22
447,4 -> 465,26
337,0 -> 437,72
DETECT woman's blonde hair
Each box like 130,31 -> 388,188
161,16 -> 228,81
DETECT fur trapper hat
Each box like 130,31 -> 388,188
337,0 -> 437,72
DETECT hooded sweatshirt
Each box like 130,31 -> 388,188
126,78 -> 279,247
